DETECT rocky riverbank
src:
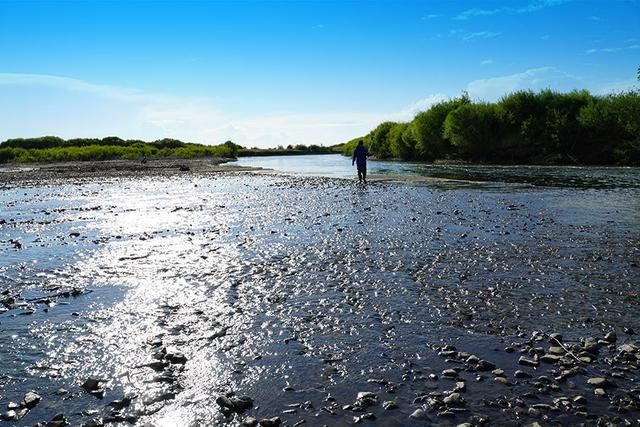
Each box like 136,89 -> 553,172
0,169 -> 638,426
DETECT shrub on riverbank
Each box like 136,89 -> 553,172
0,137 -> 239,164
344,89 -> 640,165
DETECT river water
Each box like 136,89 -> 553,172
0,158 -> 639,426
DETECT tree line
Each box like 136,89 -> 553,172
342,89 -> 640,165
0,137 -> 240,163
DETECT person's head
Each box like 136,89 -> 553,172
358,140 -> 363,146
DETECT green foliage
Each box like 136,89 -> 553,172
410,94 -> 470,160
237,143 -> 334,157
0,137 -> 238,164
444,102 -> 503,161
346,89 -> 640,165
341,137 -> 369,156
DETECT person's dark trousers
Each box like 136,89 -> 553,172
357,163 -> 367,182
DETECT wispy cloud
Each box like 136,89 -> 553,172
455,0 -> 569,20
0,73 -> 146,102
455,8 -> 501,20
585,44 -> 640,54
465,67 -> 583,100
421,14 -> 441,20
462,31 -> 501,41
433,29 -> 501,41
0,73 -> 444,146
481,59 -> 494,66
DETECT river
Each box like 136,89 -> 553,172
0,158 -> 639,426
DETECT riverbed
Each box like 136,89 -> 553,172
0,160 -> 639,426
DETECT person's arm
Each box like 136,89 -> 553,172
352,149 -> 356,165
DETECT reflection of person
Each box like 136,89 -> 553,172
352,141 -> 369,184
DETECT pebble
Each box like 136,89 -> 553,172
518,356 -> 539,367
494,377 -> 512,386
573,395 -> 587,404
353,413 -> 376,423
540,354 -> 562,363
410,408 -> 430,420
476,360 -> 495,371
549,333 -> 563,342
548,346 -> 564,355
242,417 -> 258,427
443,392 -> 464,405
515,370 -> 532,378
442,369 -> 458,378
216,394 -> 254,413
586,377 -> 609,388
382,400 -> 398,410
466,355 -> 479,364
259,417 -> 282,427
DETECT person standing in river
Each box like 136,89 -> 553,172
352,140 -> 369,184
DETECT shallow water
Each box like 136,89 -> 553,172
1,171 -> 639,426
232,154 -> 640,189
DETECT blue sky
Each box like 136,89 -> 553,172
1,0 -> 638,147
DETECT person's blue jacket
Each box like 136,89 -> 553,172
352,144 -> 369,166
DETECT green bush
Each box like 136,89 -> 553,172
346,89 -> 640,165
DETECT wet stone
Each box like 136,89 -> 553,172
494,377 -> 512,386
216,394 -> 254,413
476,360 -> 495,371
442,369 -> 458,378
259,416 -> 282,427
515,370 -> 532,378
549,333 -> 563,343
382,400 -> 398,410
410,408 -> 430,421
548,346 -> 565,355
48,412 -> 68,427
587,377 -> 610,388
540,354 -> 563,363
443,392 -> 464,406
242,417 -> 258,427
353,413 -> 376,423
594,388 -> 606,396
21,391 -> 41,409
573,395 -> 587,404
1,411 -> 17,421
518,356 -> 539,367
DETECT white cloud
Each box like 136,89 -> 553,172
585,44 -> 640,54
455,0 -> 569,20
465,67 -> 583,100
462,31 -> 501,41
421,14 -> 441,20
0,73 -> 146,102
481,59 -> 494,65
455,8 -> 501,20
0,72 -> 447,147
391,94 -> 449,120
